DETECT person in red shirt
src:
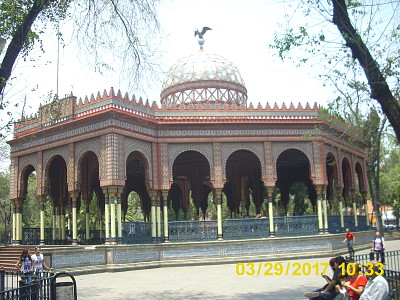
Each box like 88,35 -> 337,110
343,228 -> 355,258
342,263 -> 368,300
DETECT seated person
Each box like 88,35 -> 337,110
360,261 -> 389,300
304,256 -> 346,300
341,263 -> 367,300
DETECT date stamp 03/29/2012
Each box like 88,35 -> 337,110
235,262 -> 385,276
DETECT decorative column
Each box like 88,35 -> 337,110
215,189 -> 223,240
61,207 -> 66,243
351,190 -> 358,230
109,192 -> 117,245
85,204 -> 90,243
56,206 -> 62,243
322,186 -> 328,234
156,192 -> 162,242
337,188 -> 345,230
150,191 -> 157,243
52,206 -> 57,243
162,190 -> 169,242
39,198 -> 46,245
70,192 -> 79,245
14,199 -> 23,245
104,192 -> 110,244
117,192 -> 123,244
361,191 -> 370,226
266,187 -> 275,237
316,185 -> 324,234
11,201 -> 16,244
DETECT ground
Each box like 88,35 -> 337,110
75,239 -> 400,300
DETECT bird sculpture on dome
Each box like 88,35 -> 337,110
195,26 -> 212,50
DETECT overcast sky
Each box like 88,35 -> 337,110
4,0 -> 337,125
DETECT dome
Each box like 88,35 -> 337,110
160,51 -> 247,107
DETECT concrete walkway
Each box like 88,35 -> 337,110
74,239 -> 400,300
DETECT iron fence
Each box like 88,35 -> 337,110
21,228 -> 52,245
222,218 -> 269,240
384,270 -> 400,300
122,222 -> 152,244
168,220 -> 217,242
274,215 -> 319,237
327,215 -> 369,233
0,270 -> 54,300
353,250 -> 400,272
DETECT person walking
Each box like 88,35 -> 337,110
343,228 -> 355,258
15,249 -> 33,283
370,232 -> 385,264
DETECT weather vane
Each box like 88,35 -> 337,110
195,27 -> 212,50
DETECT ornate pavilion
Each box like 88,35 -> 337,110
7,46 -> 369,246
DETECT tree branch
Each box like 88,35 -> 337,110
0,0 -> 53,96
331,0 -> 400,142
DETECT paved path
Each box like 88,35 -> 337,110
74,239 -> 400,300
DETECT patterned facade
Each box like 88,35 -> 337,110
8,51 -> 368,245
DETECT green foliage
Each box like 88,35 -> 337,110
22,172 -> 40,227
380,147 -> 400,211
125,191 -> 144,221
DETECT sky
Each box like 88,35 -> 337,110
2,0 -> 338,133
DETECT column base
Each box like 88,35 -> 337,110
217,234 -> 223,240
319,230 -> 325,234
269,233 -> 276,238
39,240 -> 46,246
164,237 -> 170,243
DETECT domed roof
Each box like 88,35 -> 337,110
160,51 -> 247,107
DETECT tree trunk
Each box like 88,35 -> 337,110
331,0 -> 400,142
0,0 -> 52,95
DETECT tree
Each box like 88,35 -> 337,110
0,0 -> 159,137
380,146 -> 400,226
271,0 -> 400,142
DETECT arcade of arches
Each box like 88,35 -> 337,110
8,49 -> 368,245
9,120 -> 368,245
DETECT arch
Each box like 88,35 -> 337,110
168,143 -> 213,182
272,143 -> 314,179
275,148 -> 315,210
326,152 -> 339,201
19,164 -> 36,200
122,151 -> 151,221
355,162 -> 366,192
172,150 -> 211,220
45,155 -> 68,208
77,151 -> 100,206
224,149 -> 263,217
221,143 -> 265,180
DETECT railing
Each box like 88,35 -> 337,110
21,228 -> 52,245
353,251 -> 400,299
0,270 -> 54,300
274,215 -> 319,237
18,215 -> 372,246
353,250 -> 400,272
168,220 -> 217,242
122,222 -> 152,244
223,218 -> 269,240
327,215 -> 369,233
384,270 -> 400,299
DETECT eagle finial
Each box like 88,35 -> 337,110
194,27 -> 212,50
